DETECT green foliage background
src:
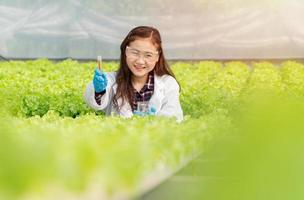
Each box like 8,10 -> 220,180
0,59 -> 304,199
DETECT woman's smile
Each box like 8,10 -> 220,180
134,65 -> 147,70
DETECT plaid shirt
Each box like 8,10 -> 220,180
94,73 -> 155,111
132,72 -> 154,111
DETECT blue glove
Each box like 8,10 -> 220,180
93,68 -> 108,93
148,107 -> 156,115
133,110 -> 145,116
133,106 -> 156,116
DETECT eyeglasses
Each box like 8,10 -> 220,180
125,46 -> 159,62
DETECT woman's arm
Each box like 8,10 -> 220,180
158,76 -> 184,122
83,72 -> 116,111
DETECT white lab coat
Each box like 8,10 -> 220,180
84,72 -> 183,122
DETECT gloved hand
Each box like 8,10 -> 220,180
93,68 -> 108,93
133,106 -> 156,116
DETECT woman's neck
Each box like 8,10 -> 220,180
131,74 -> 148,92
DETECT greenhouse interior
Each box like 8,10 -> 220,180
1,0 -> 304,200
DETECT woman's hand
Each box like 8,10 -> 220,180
93,68 -> 108,93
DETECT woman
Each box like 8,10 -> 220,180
84,26 -> 183,122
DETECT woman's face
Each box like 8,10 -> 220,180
125,38 -> 159,79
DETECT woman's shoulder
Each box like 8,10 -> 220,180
155,74 -> 179,89
156,74 -> 175,82
104,72 -> 117,83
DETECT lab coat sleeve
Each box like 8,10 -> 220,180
158,77 -> 184,122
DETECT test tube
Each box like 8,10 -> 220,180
137,101 -> 149,113
97,55 -> 102,70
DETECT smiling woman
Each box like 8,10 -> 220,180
84,26 -> 183,122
